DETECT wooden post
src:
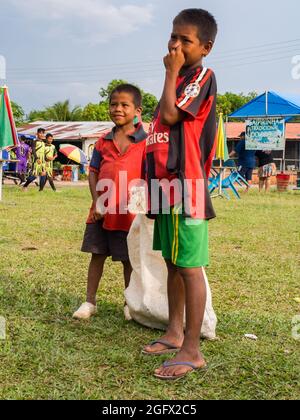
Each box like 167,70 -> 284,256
283,121 -> 286,172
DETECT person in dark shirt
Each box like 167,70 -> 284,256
15,136 -> 31,184
255,150 -> 276,192
229,131 -> 256,192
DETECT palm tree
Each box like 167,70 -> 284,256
44,100 -> 83,121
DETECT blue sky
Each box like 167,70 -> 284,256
1,0 -> 300,114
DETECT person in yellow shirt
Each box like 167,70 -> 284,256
40,133 -> 58,192
23,128 -> 46,190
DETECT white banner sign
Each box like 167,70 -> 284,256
246,118 -> 285,151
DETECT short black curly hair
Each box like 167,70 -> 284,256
110,84 -> 142,108
173,9 -> 218,44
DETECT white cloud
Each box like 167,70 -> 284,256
11,0 -> 154,44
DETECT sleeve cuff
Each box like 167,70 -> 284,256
89,166 -> 99,174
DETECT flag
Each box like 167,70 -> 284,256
215,113 -> 229,161
0,86 -> 18,149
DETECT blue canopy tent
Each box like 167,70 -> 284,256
230,91 -> 300,120
229,91 -> 300,171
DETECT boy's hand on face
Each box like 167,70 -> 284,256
164,43 -> 185,74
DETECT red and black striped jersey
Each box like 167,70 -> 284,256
146,66 -> 217,220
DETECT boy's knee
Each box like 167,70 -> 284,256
91,254 -> 107,263
177,266 -> 204,280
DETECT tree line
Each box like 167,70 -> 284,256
12,79 -> 265,126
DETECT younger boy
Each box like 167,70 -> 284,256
40,133 -> 58,191
144,9 -> 218,380
73,84 -> 147,320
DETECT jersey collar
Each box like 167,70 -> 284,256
104,122 -> 147,143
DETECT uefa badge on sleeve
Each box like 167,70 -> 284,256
184,82 -> 201,98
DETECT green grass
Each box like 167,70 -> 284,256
0,186 -> 299,400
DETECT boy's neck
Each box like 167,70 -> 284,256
180,58 -> 203,75
114,122 -> 136,137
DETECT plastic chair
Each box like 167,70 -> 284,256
223,159 -> 237,168
208,171 -> 221,194
221,175 -> 241,199
229,170 -> 250,188
221,170 -> 250,199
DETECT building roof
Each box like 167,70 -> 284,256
18,121 -> 115,140
18,120 -> 300,141
226,122 -> 300,141
18,121 -> 151,141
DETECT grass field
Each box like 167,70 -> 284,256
0,185 -> 299,400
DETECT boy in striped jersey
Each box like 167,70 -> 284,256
144,9 -> 218,380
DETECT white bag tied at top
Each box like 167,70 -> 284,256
125,214 -> 217,340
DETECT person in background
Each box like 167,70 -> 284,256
255,150 -> 276,193
23,128 -> 46,191
1,149 -> 10,180
229,131 -> 256,192
8,148 -> 17,175
40,133 -> 58,192
15,136 -> 31,184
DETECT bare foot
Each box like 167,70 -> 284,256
154,348 -> 206,379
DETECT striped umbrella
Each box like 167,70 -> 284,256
212,114 -> 230,198
59,144 -> 88,165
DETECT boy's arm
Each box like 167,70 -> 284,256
141,144 -> 147,180
31,141 -> 37,161
160,45 -> 186,126
88,172 -> 103,222
53,146 -> 58,160
89,142 -> 103,221
89,171 -> 100,204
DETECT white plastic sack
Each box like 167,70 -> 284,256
125,214 -> 217,340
